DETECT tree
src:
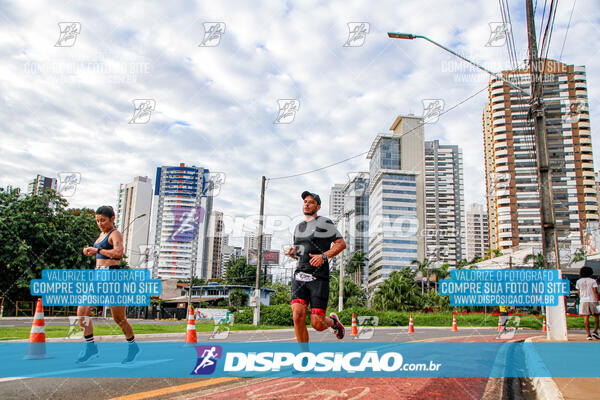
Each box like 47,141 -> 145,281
484,249 -> 503,259
469,256 -> 483,265
345,251 -> 368,275
421,290 -> 451,312
571,248 -> 585,264
329,277 -> 366,309
0,187 -> 98,303
224,257 -> 256,286
228,289 -> 249,307
372,268 -> 422,312
178,277 -> 206,287
430,263 -> 451,293
411,258 -> 433,294
264,281 -> 291,305
523,253 -> 546,269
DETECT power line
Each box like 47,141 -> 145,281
537,0 -> 548,47
267,86 -> 489,181
559,0 -> 576,60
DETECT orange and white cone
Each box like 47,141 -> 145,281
497,316 -> 503,332
451,313 -> 458,332
408,314 -> 415,333
542,316 -> 547,332
185,305 -> 197,344
350,313 -> 358,337
26,298 -> 46,359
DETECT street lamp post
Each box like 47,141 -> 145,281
388,26 -> 567,340
387,32 -> 528,95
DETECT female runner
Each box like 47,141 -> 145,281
78,205 -> 139,364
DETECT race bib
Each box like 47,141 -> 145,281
295,271 -> 316,282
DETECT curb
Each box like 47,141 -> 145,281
523,337 -> 564,400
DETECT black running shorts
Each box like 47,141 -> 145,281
291,278 -> 329,315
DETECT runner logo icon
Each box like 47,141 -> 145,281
191,345 -> 222,375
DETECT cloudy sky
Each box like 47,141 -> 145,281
1,0 -> 599,254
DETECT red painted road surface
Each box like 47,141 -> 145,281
191,332 -> 539,400
204,377 -> 489,400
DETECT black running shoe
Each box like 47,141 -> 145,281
76,342 -> 99,364
592,331 -> 600,340
329,313 -> 345,340
121,343 -> 140,364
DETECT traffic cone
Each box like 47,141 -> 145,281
26,298 -> 46,359
497,316 -> 503,332
185,305 -> 197,344
451,313 -> 458,332
350,313 -> 358,336
408,314 -> 415,333
542,316 -> 547,332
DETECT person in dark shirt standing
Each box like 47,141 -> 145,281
284,191 -> 347,345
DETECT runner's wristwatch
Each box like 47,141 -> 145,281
322,253 -> 328,261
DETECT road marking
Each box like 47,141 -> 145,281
0,377 -> 27,383
107,377 -> 239,400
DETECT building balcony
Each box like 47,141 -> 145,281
492,102 -> 505,111
491,79 -> 504,89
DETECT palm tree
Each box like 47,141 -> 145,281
411,258 -> 433,295
345,251 -> 368,276
430,263 -> 451,293
372,268 -> 422,311
523,253 -> 546,269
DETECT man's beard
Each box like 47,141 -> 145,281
303,209 -> 316,216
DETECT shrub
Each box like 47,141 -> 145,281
229,289 -> 249,307
261,304 -> 294,326
235,307 -> 253,324
377,311 -> 408,326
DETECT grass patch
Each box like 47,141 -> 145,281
0,322 -> 290,341
0,314 -> 589,340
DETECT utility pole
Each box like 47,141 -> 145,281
338,258 -> 344,312
525,0 -> 567,340
253,176 -> 266,326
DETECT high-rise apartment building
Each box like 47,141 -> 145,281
484,60 -> 597,256
339,172 -> 369,286
150,163 -> 213,280
243,231 -> 272,264
27,175 -> 57,196
424,140 -> 465,265
115,176 -> 153,267
329,184 -> 345,220
206,210 -> 225,280
465,203 -> 489,261
389,115 -> 426,260
221,245 -> 242,276
367,115 -> 425,289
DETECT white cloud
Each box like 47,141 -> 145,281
1,0 -> 599,254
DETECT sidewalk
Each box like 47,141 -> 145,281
527,334 -> 600,400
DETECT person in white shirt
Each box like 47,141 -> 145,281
575,266 -> 600,340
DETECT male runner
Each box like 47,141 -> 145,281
284,191 -> 347,346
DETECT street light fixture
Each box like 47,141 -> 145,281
387,32 -> 528,94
